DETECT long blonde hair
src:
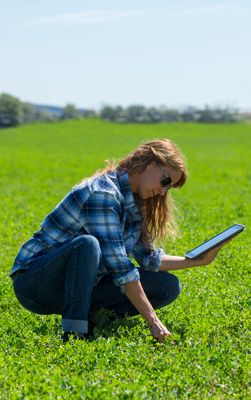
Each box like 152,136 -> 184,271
118,139 -> 187,243
83,139 -> 188,244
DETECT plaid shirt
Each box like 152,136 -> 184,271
10,170 -> 165,288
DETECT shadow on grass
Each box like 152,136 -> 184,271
93,314 -> 140,339
31,310 -> 188,346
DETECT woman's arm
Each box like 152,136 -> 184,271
159,255 -> 201,271
159,240 -> 230,271
125,280 -> 171,342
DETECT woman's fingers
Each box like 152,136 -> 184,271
198,238 -> 234,266
149,319 -> 172,342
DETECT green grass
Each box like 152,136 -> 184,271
0,119 -> 250,399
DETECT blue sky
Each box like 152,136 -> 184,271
1,0 -> 250,110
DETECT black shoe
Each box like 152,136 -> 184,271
62,331 -> 87,343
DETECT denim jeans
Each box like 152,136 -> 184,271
12,235 -> 181,334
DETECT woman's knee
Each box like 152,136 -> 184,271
72,235 -> 101,271
73,235 -> 100,250
72,235 -> 101,259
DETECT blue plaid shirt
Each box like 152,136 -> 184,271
10,170 -> 165,288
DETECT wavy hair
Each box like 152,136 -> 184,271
118,139 -> 187,243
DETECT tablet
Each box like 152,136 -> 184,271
184,223 -> 245,259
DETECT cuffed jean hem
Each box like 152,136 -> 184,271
62,319 -> 88,334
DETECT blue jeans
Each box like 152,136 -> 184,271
12,235 -> 181,334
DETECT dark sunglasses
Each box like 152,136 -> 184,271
159,165 -> 173,189
160,175 -> 172,188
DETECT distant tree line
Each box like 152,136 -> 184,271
1,92 -> 250,128
100,105 -> 241,124
0,93 -> 96,128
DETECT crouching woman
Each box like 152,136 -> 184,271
10,139 -> 223,342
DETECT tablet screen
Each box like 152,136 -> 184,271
185,224 -> 245,259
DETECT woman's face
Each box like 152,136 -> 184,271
130,162 -> 183,200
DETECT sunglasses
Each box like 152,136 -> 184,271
159,165 -> 173,189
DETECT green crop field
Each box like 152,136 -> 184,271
0,119 -> 250,399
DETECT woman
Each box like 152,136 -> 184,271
10,139 -> 226,343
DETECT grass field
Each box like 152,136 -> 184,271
0,119 -> 250,399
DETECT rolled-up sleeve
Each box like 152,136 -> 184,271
83,191 -> 140,287
132,240 -> 165,272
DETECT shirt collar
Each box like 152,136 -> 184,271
116,170 -> 138,210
